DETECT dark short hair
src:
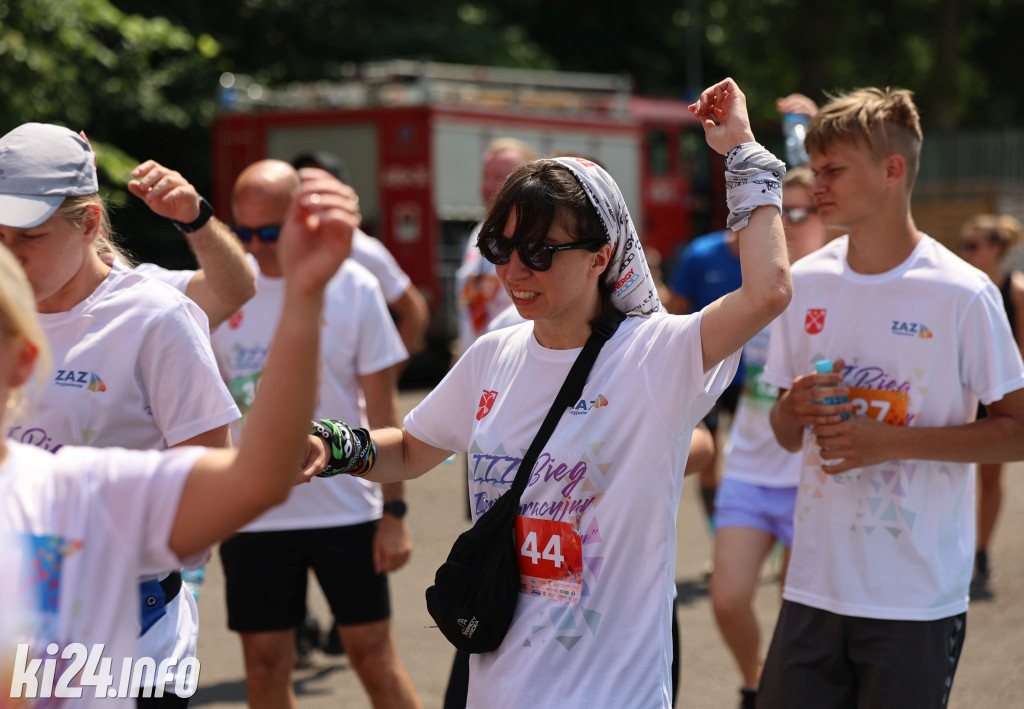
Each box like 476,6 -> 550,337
291,151 -> 349,184
479,160 -> 616,324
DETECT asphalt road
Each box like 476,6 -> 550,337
189,390 -> 1024,708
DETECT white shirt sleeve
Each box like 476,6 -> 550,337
60,445 -> 206,573
960,282 -> 1024,404
138,301 -> 241,445
349,230 -> 412,303
134,263 -> 196,295
353,273 -> 410,376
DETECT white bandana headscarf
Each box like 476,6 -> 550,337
552,157 -> 662,317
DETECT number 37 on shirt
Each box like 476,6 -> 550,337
515,517 -> 584,604
848,386 -> 909,426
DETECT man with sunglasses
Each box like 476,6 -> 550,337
212,160 -> 422,709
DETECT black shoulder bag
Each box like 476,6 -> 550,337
425,311 -> 625,653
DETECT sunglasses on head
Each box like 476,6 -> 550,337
781,206 -> 817,225
232,224 -> 281,243
478,233 -> 606,272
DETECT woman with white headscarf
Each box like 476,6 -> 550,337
305,78 -> 791,707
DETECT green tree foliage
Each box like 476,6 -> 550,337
0,0 -> 222,136
0,0 -> 227,263
482,0 -> 1023,130
2,0 -> 1021,265
112,0 -> 555,85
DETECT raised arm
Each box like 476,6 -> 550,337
129,160 -> 257,328
689,78 -> 792,371
169,169 -> 357,559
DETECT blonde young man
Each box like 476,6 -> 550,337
760,88 -> 1024,708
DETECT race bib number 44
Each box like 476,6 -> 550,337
848,386 -> 909,426
515,517 -> 583,604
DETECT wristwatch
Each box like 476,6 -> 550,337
382,499 -> 408,519
170,195 -> 215,234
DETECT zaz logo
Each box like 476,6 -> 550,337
891,321 -> 933,339
54,370 -> 107,392
570,394 -> 609,416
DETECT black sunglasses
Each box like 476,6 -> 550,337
478,233 -> 606,272
781,206 -> 817,225
232,224 -> 281,243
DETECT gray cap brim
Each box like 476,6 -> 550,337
0,193 -> 64,229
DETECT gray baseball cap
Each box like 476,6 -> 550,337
0,123 -> 99,229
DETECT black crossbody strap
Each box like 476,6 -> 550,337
508,310 -> 626,500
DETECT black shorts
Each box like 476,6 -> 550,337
760,600 -> 966,709
702,383 -> 742,433
219,521 -> 390,633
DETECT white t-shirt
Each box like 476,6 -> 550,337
405,312 -> 738,708
212,259 -> 407,531
763,235 -> 1024,620
11,262 -> 239,452
133,263 -> 195,296
1,441 -> 204,709
7,262 -> 239,676
487,304 -> 527,333
350,229 -> 412,304
722,324 -> 801,487
455,224 -> 513,354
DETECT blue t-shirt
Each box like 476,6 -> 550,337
668,230 -> 742,311
669,230 -> 743,386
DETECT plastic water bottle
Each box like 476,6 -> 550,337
182,565 -> 206,601
782,112 -> 810,167
814,359 -> 849,419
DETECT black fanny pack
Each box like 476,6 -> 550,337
425,311 -> 624,653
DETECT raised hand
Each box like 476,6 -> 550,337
688,77 -> 757,156
278,167 -> 360,296
776,93 -> 819,119
128,160 -> 204,223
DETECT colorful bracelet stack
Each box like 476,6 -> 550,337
310,418 -> 378,478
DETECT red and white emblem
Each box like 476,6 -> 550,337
476,390 -> 498,420
805,309 -> 826,334
228,310 -> 244,330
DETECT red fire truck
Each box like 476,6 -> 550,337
211,60 -> 724,340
